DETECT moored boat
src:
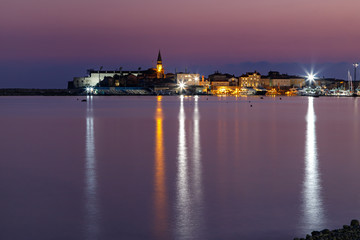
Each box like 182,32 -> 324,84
239,87 -> 256,95
254,87 -> 267,95
285,87 -> 298,96
298,87 -> 320,97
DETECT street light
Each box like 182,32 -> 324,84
86,87 -> 94,95
306,73 -> 316,87
178,81 -> 186,95
179,82 -> 185,89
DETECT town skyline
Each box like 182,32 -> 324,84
0,58 -> 357,89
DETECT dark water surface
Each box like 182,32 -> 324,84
0,96 -> 360,240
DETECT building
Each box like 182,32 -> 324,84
260,71 -> 305,88
156,51 -> 165,79
315,78 -> 348,89
209,72 -> 236,86
206,72 -> 240,94
176,73 -> 200,86
69,51 -> 166,89
228,77 -> 239,86
240,71 -> 261,87
72,70 -> 146,88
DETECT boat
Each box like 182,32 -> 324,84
239,87 -> 256,95
254,87 -> 267,95
266,88 -> 280,95
327,88 -> 352,96
347,69 -> 357,97
298,87 -> 320,97
285,87 -> 298,96
355,88 -> 360,97
327,71 -> 355,97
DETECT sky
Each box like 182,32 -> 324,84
1,0 -> 360,88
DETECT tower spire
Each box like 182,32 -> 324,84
156,50 -> 164,78
157,50 -> 162,63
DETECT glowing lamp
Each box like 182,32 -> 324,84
307,74 -> 315,82
179,82 -> 186,89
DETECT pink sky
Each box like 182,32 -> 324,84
1,0 -> 360,65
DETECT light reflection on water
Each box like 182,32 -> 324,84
153,96 -> 168,239
302,97 -> 325,232
85,95 -> 99,240
175,96 -> 204,239
192,96 -> 204,237
176,96 -> 191,238
3,96 -> 360,239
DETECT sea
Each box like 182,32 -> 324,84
0,95 -> 359,240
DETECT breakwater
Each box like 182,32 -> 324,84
0,88 -> 82,96
295,220 -> 360,240
0,88 -> 153,96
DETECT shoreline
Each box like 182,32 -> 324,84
0,88 -> 81,96
294,220 -> 360,240
0,88 -> 358,97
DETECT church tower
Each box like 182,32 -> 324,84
156,50 -> 165,78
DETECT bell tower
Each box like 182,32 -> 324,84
156,50 -> 165,78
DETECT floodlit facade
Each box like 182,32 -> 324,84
176,73 -> 200,86
73,71 -> 143,88
260,71 -> 305,88
228,77 -> 239,86
71,51 -> 166,88
240,72 -> 261,87
208,72 -> 238,87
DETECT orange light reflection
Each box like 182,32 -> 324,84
154,98 -> 168,239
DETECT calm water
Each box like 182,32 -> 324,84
0,96 -> 360,240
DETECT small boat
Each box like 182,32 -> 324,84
266,88 -> 280,95
327,88 -> 352,97
355,88 -> 360,97
254,87 -> 267,95
298,87 -> 320,97
239,87 -> 257,95
285,87 -> 298,96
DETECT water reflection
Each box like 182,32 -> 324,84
176,95 -> 191,238
193,96 -> 202,198
302,97 -> 325,231
154,96 -> 168,239
192,96 -> 204,235
84,95 -> 99,240
175,96 -> 204,239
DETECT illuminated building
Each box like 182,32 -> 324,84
70,51 -> 166,88
240,71 -> 261,87
176,73 -> 200,86
207,72 -> 239,95
209,72 -> 238,86
260,71 -> 305,88
316,77 -> 348,89
228,77 -> 239,86
72,70 -> 141,88
156,51 -> 165,79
